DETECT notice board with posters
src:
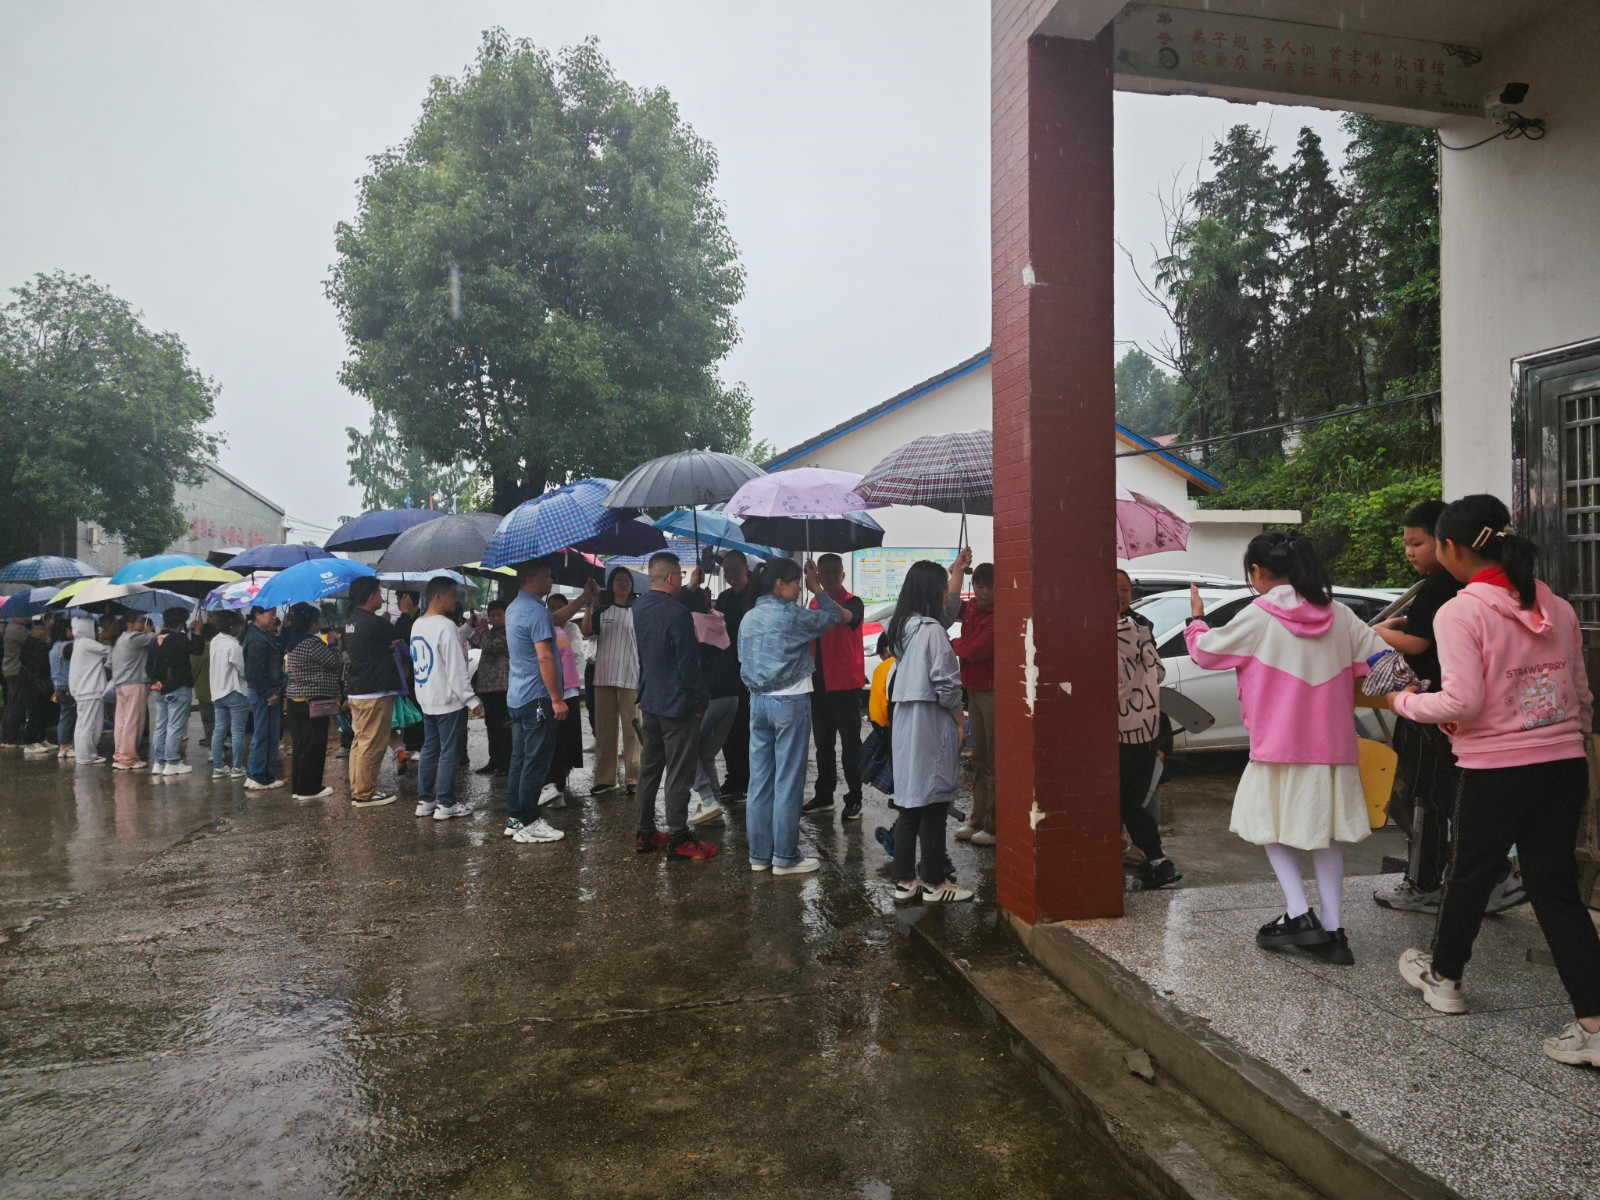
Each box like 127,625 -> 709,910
851,547 -> 960,603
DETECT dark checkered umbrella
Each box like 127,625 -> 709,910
855,430 -> 992,516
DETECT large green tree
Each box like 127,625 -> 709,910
327,32 -> 752,515
1114,347 -> 1186,437
0,272 -> 219,563
346,410 -> 475,513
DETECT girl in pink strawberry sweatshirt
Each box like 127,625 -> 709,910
1388,495 -> 1600,1068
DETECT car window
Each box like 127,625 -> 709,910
1130,594 -> 1191,638
1157,595 -> 1253,658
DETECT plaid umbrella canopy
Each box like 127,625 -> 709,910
855,429 -> 992,516
0,556 -> 100,584
481,480 -> 638,568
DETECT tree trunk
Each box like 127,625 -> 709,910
491,467 -> 548,517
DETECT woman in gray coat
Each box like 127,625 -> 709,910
888,560 -> 973,904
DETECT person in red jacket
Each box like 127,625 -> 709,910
803,553 -> 867,822
945,549 -> 996,844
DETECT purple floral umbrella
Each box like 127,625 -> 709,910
1115,486 -> 1192,559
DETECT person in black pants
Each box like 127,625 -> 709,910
284,606 -> 342,799
471,601 -> 512,774
1117,570 -> 1179,889
631,553 -> 714,860
714,552 -> 757,799
802,554 -> 867,821
392,590 -> 423,773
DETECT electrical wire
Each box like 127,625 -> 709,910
1115,389 -> 1440,461
1440,114 -> 1547,152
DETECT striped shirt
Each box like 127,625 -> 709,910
590,604 -> 640,690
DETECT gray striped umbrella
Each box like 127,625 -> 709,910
855,430 -> 992,516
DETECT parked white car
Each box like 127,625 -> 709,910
1132,585 -> 1400,753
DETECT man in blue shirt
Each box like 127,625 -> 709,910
504,561 -> 594,843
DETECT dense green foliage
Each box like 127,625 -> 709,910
0,272 -> 219,563
1145,115 -> 1441,585
1114,347 -> 1186,437
328,32 -> 753,515
345,411 -> 475,514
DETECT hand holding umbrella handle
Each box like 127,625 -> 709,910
952,547 -> 973,577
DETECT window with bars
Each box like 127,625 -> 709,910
1562,387 -> 1600,626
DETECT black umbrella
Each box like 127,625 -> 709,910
737,511 -> 886,553
375,514 -> 504,573
604,450 -> 765,510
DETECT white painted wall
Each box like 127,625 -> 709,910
775,360 -> 1295,594
1440,0 -> 1600,497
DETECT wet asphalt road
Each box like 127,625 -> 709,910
0,730 -> 1140,1200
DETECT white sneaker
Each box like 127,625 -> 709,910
23,743 -> 54,759
415,800 -> 437,817
433,802 -> 474,821
919,880 -> 975,903
150,762 -> 167,776
61,746 -> 75,759
263,779 -> 284,790
503,819 -> 525,838
511,818 -> 564,843
243,778 -> 266,791
1543,1021 -> 1600,1068
292,787 -> 334,800
539,783 -> 566,809
969,830 -> 995,846
892,881 -> 922,904
688,800 -> 724,827
166,763 -> 193,776
231,767 -> 247,779
131,761 -> 148,771
213,768 -> 231,779
750,862 -> 772,872
80,756 -> 108,766
772,857 -> 821,876
351,791 -> 397,808
953,823 -> 976,842
1399,948 -> 1467,1014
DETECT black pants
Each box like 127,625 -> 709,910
1119,741 -> 1165,861
547,704 -> 583,788
1432,757 -> 1600,1016
722,688 -> 751,793
3,673 -> 32,743
811,689 -> 862,802
636,711 -> 699,842
1391,718 -> 1461,892
893,802 -> 950,884
481,690 -> 511,770
287,700 -> 330,796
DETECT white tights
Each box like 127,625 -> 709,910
1263,842 -> 1345,930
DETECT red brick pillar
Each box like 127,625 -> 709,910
991,12 -> 1122,922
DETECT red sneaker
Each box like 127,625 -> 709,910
395,750 -> 410,776
670,837 -> 719,861
636,830 -> 670,853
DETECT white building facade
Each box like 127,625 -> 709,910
764,350 -> 1297,601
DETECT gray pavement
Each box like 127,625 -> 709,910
0,728 -> 1139,1200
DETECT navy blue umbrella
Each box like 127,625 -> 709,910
324,509 -> 447,553
571,516 -> 666,557
0,586 -> 61,619
223,544 -> 334,572
737,511 -> 885,553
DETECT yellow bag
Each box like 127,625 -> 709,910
1358,738 -> 1398,830
868,657 -> 896,728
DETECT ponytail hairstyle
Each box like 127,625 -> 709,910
753,557 -> 801,598
1243,531 -> 1332,607
886,560 -> 950,655
1435,494 -> 1539,609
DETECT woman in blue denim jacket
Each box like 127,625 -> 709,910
738,558 -> 846,875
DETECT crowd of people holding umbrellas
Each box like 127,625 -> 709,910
0,429 -> 1189,902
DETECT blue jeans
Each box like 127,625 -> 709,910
507,698 -> 556,824
153,686 -> 192,764
56,695 -> 74,747
419,708 -> 467,807
246,687 -> 281,783
212,692 -> 249,771
747,692 -> 813,868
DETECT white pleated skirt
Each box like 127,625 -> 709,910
1230,761 -> 1372,851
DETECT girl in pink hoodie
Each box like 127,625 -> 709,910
1389,495 -> 1600,1068
1186,533 -> 1388,965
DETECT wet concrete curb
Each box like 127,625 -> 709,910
909,910 -> 1323,1200
1002,915 -> 1465,1200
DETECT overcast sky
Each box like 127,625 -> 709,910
1,1 -> 1346,539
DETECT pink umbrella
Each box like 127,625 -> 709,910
1115,486 -> 1192,559
724,468 -> 883,520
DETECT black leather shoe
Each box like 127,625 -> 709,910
1256,909 -> 1331,948
1305,928 -> 1354,965
1139,858 -> 1181,890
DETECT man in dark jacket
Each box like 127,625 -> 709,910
713,551 -> 757,799
241,606 -> 285,790
632,552 -> 714,860
146,607 -> 195,775
344,576 -> 402,807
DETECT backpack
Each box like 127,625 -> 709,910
860,657 -> 897,795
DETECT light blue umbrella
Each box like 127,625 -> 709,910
652,509 -> 781,559
253,559 -> 375,608
109,554 -> 209,586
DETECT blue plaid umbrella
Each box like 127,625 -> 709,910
0,556 -> 99,584
109,554 -> 209,586
481,480 -> 637,568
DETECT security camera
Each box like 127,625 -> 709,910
1484,82 -> 1530,122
